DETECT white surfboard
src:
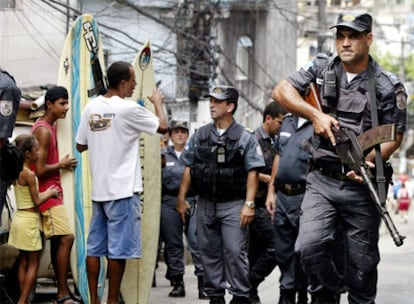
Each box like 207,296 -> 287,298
57,14 -> 107,303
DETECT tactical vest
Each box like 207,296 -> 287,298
191,123 -> 247,202
254,129 -> 276,205
312,55 -> 382,162
162,147 -> 184,196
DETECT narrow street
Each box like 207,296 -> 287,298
148,209 -> 414,304
26,209 -> 414,304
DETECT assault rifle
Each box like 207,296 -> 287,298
305,83 -> 405,247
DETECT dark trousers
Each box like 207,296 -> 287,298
296,170 -> 380,304
248,206 -> 277,287
0,179 -> 7,226
274,191 -> 308,292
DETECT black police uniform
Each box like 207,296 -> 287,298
287,53 -> 406,304
0,69 -> 21,222
273,115 -> 313,303
161,145 -> 204,295
181,120 -> 265,301
248,126 -> 278,294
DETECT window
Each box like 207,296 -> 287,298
0,0 -> 15,8
235,35 -> 252,82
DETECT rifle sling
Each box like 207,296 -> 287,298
367,67 -> 387,205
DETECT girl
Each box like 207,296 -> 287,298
8,134 -> 60,304
397,182 -> 411,223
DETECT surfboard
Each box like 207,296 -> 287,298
120,41 -> 161,304
57,14 -> 106,303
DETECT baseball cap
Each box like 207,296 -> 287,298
204,85 -> 239,104
45,86 -> 68,102
169,120 -> 189,132
329,11 -> 372,33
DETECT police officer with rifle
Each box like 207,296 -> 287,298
273,11 -> 407,304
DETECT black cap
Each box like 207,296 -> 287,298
169,120 -> 189,132
45,86 -> 68,103
204,85 -> 239,104
329,12 -> 372,33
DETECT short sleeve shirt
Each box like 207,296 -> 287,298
0,70 -> 21,139
287,55 -> 407,134
76,95 -> 159,201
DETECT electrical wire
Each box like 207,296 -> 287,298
12,9 -> 60,63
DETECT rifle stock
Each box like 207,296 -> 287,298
304,82 -> 322,111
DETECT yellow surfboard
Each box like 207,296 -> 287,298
120,40 -> 161,304
57,14 -> 106,303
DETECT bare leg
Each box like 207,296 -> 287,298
51,234 -> 74,300
17,254 -> 26,299
17,251 -> 41,304
87,256 -> 101,304
107,259 -> 126,304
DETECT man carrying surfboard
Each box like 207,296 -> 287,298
76,61 -> 168,304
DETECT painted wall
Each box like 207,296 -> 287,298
0,0 -> 68,87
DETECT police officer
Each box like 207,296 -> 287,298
0,68 -> 21,302
177,85 -> 265,304
249,101 -> 286,304
273,12 -> 407,304
0,69 -> 21,220
160,120 -> 207,299
266,114 -> 313,304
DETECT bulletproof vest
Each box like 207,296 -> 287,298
162,147 -> 184,196
254,130 -> 276,205
311,56 -> 373,162
190,123 -> 247,202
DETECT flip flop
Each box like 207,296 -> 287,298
69,290 -> 83,303
55,295 -> 81,304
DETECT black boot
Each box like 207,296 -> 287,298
297,290 -> 308,304
278,289 -> 295,304
210,296 -> 225,304
229,295 -> 250,304
249,287 -> 261,304
152,272 -> 156,287
197,275 -> 209,300
168,275 -> 185,297
310,292 -> 339,304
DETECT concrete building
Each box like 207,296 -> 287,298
1,0 -> 298,130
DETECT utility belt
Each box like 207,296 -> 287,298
275,182 -> 306,196
199,193 -> 245,203
310,161 -> 351,182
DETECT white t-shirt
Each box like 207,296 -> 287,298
76,95 -> 159,201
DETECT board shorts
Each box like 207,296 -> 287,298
41,204 -> 73,239
8,210 -> 42,251
87,193 -> 142,259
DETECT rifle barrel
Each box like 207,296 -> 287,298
360,166 -> 405,247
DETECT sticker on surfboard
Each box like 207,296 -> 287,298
137,46 -> 152,106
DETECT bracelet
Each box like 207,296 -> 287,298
244,200 -> 255,209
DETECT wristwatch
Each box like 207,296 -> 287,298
245,200 -> 255,209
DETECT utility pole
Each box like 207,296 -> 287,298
176,0 -> 215,123
317,0 -> 327,53
400,37 -> 406,81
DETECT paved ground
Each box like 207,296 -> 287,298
18,209 -> 414,303
148,209 -> 414,304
